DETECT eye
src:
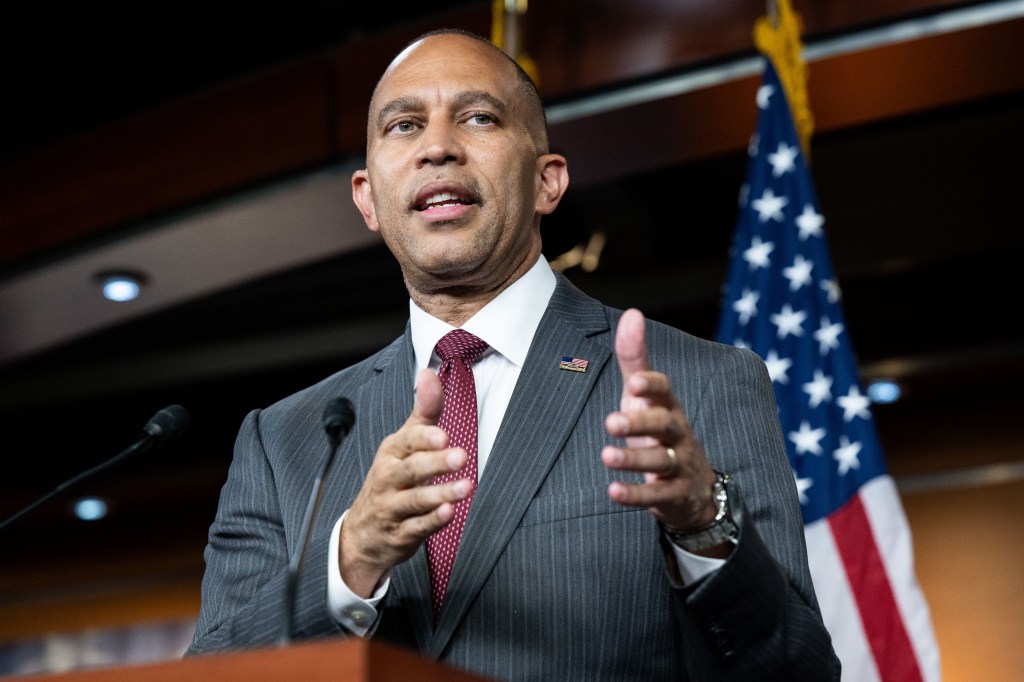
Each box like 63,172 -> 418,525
466,113 -> 496,126
386,120 -> 417,135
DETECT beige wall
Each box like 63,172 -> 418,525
903,479 -> 1024,682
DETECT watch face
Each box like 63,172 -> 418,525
667,472 -> 738,551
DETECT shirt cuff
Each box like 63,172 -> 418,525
669,540 -> 728,585
327,511 -> 390,636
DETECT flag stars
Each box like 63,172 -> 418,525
837,386 -> 872,422
796,205 -> 825,240
763,349 -> 793,384
768,141 -> 799,177
771,304 -> 807,339
743,236 -> 775,270
752,188 -> 789,223
733,288 -> 760,325
794,471 -> 813,505
814,317 -> 844,355
789,421 -> 826,456
756,84 -> 775,109
783,255 -> 814,291
803,369 -> 833,408
833,436 -> 863,475
821,279 -> 841,304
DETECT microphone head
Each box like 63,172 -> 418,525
142,405 -> 191,446
323,397 -> 355,447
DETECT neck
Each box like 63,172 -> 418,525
407,251 -> 539,327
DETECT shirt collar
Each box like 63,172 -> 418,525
410,256 -> 556,370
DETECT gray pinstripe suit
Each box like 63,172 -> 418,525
189,274 -> 840,680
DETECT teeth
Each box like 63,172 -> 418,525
424,192 -> 463,208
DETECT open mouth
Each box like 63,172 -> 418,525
417,191 -> 472,211
413,183 -> 479,216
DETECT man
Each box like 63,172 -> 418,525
190,30 -> 839,680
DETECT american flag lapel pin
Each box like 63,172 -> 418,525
559,356 -> 589,373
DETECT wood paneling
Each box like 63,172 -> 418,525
0,60 -> 335,268
2,1 -> 1015,268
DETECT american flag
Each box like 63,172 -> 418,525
559,356 -> 589,372
716,59 -> 941,681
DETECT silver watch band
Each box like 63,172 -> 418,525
663,471 -> 739,552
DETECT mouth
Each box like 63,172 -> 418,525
413,183 -> 479,218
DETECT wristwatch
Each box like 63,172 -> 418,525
663,471 -> 739,552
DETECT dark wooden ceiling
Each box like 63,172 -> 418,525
1,0 -> 1022,642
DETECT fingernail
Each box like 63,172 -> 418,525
603,447 -> 623,465
609,414 -> 629,434
430,430 -> 446,448
453,480 -> 470,497
447,449 -> 465,469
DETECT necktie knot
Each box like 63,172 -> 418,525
434,329 -> 488,365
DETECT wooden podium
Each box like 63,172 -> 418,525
16,639 -> 491,681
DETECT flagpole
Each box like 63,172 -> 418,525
491,0 -> 540,85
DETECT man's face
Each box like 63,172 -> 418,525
352,34 -> 567,297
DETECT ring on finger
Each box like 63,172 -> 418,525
665,447 -> 677,471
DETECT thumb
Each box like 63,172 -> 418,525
411,368 -> 444,425
615,309 -> 656,448
615,308 -> 650,383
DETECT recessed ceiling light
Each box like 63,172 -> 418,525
866,378 -> 902,404
97,272 -> 145,302
74,497 -> 108,521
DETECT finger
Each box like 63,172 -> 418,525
623,371 -> 677,408
391,478 -> 473,520
601,444 -> 679,477
400,500 -> 459,540
605,407 -> 683,443
385,370 -> 448,460
615,308 -> 650,385
390,447 -> 468,488
384,423 -> 448,461
411,368 -> 444,425
607,479 -> 680,509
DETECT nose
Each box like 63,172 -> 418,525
417,119 -> 464,168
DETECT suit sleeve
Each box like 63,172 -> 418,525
673,346 -> 841,680
187,409 -> 345,654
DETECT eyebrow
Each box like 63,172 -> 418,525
374,90 -> 510,130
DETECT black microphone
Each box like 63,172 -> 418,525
0,405 -> 190,531
280,397 -> 355,645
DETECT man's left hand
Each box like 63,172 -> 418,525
602,308 -> 725,551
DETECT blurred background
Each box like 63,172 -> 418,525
1,1 -> 1022,679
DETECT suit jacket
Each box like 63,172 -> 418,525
189,275 -> 840,680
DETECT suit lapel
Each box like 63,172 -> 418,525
430,277 -> 612,655
319,331 -> 413,531
342,329 -> 437,651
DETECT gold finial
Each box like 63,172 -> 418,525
754,0 -> 813,156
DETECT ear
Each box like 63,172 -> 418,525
352,169 -> 380,233
535,154 -> 569,216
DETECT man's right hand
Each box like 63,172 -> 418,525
338,368 -> 469,598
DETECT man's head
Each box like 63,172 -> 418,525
351,30 -> 569,310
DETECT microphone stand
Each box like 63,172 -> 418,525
279,397 -> 355,645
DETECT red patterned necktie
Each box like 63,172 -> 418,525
426,329 -> 488,622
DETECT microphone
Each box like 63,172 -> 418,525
0,405 -> 190,531
280,397 -> 355,645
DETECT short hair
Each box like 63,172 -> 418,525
389,28 -> 549,149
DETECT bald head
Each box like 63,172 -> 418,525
368,30 -> 549,152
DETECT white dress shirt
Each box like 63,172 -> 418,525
326,256 -> 723,635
